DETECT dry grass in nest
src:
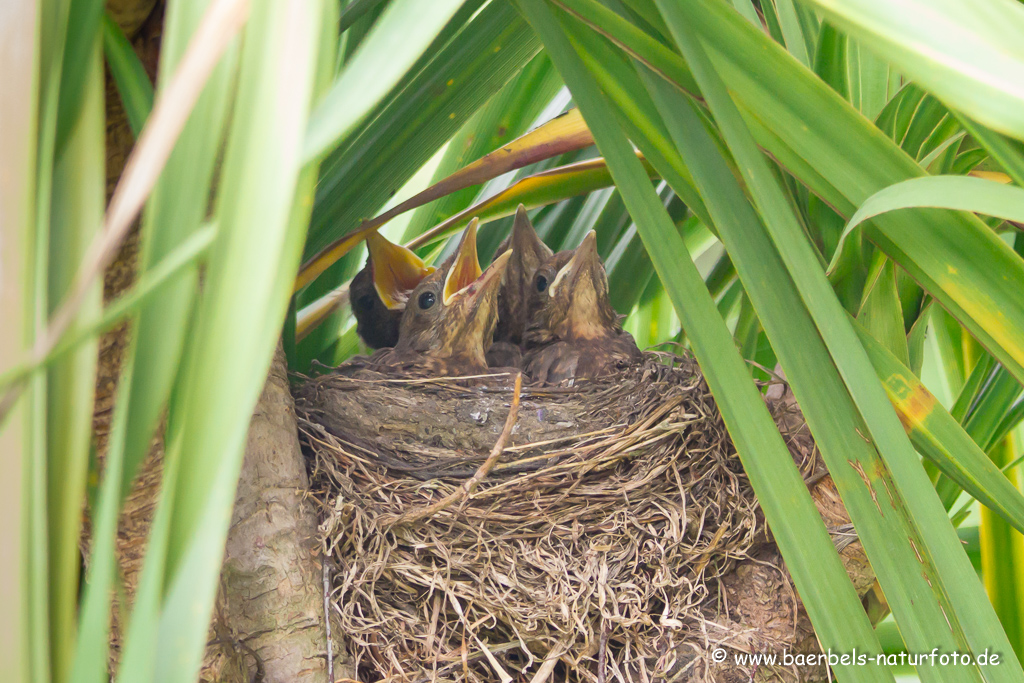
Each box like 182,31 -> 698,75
295,352 -> 814,682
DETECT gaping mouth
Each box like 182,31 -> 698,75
443,219 -> 484,304
368,231 -> 435,309
459,249 -> 512,306
548,230 -> 598,298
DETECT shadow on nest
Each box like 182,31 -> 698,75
294,351 -> 863,683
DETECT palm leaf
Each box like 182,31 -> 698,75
517,2 -> 892,679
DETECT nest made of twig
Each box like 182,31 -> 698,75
294,352 -> 818,682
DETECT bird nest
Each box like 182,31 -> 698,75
294,351 -> 823,682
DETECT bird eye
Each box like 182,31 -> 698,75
535,275 -> 548,293
356,294 -> 374,311
418,291 -> 436,310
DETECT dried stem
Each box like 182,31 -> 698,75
0,0 -> 250,421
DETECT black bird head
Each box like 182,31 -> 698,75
394,219 -> 512,374
350,231 -> 434,349
494,204 -> 554,346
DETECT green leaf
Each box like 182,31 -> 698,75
733,292 -> 760,359
338,0 -> 390,34
48,37 -> 104,683
297,106 -> 592,290
641,26 -> 947,681
608,194 -> 708,316
404,155 -> 657,251
831,176 -> 1024,273
403,52 -> 564,241
980,437 -> 1024,660
0,4 -> 35,674
964,369 -> 1024,454
958,115 -> 1024,187
606,223 -> 655,313
54,0 -> 104,154
555,10 -> 713,227
857,324 -> 1024,536
118,0 -> 240,496
814,22 -> 848,100
931,306 -> 966,398
657,0 -> 1022,676
70,358 -> 130,683
302,0 -> 468,161
857,256 -> 909,366
0,225 -> 216,392
101,12 -> 154,138
799,0 -> 1024,142
665,0 -> 1024,395
728,0 -> 760,26
846,38 -> 892,121
120,4 -> 323,683
773,0 -> 811,67
517,2 -> 890,678
305,0 -> 540,264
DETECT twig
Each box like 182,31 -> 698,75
323,558 -> 334,683
528,637 -> 572,683
385,372 -> 522,526
597,619 -> 609,683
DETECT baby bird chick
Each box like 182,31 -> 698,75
522,231 -> 641,385
493,204 -> 554,346
350,231 -> 435,349
486,205 -> 554,369
377,219 -> 512,377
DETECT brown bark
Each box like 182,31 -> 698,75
96,4 -> 340,679
205,346 -> 351,682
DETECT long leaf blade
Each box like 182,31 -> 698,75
801,0 -> 1024,141
660,0 -> 1023,676
858,323 -> 1024,536
832,175 -> 1024,270
302,0 -> 468,161
517,2 -> 890,678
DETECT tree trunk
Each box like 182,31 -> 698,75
205,346 -> 351,682
97,4 -> 343,679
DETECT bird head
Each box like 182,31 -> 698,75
528,231 -> 620,343
495,204 -> 553,344
396,219 -> 512,370
366,230 -> 435,310
350,231 -> 435,349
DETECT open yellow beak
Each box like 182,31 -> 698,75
443,218 -> 484,304
367,231 -> 435,310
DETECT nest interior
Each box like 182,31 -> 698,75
295,352 -> 823,682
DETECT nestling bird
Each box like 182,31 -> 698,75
522,230 -> 641,385
350,231 -> 435,349
373,219 -> 512,377
493,204 -> 554,346
487,206 -> 552,370
486,205 -> 553,369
